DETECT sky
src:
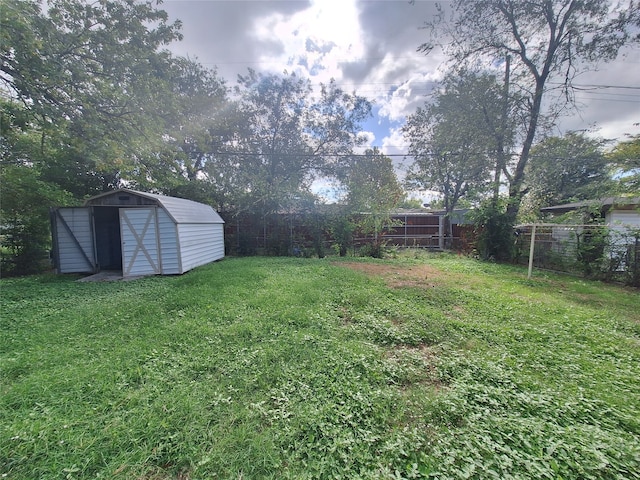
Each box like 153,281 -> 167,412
160,0 -> 640,197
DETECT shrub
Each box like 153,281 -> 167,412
469,198 -> 514,261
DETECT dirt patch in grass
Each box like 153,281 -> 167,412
336,262 -> 450,388
336,262 -> 449,289
385,344 -> 446,393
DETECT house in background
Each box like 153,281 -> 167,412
537,197 -> 640,273
379,208 -> 474,250
51,189 -> 225,278
540,197 -> 640,228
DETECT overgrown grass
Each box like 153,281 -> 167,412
1,253 -> 638,479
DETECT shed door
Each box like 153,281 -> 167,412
120,208 -> 161,277
51,207 -> 97,273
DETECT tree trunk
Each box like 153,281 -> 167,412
507,76 -> 545,221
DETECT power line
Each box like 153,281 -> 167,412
566,83 -> 640,90
574,94 -> 640,103
199,151 -> 529,159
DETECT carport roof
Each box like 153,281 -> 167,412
540,197 -> 640,214
84,189 -> 224,224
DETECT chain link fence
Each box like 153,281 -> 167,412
514,224 -> 640,286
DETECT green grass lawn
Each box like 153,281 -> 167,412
1,253 -> 639,479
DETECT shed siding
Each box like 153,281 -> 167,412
178,223 -> 225,272
608,211 -> 640,229
156,208 -> 181,274
54,208 -> 96,273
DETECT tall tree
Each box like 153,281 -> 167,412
335,148 -> 403,255
0,99 -> 75,275
419,0 -> 639,219
1,0 -> 182,124
403,72 -> 499,243
0,0 -> 203,274
142,57 -> 233,204
230,70 -> 315,216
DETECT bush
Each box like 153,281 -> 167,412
469,198 -> 515,261
0,166 -> 73,276
576,227 -> 608,277
359,240 -> 386,258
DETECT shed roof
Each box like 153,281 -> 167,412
84,189 -> 225,224
541,197 -> 640,214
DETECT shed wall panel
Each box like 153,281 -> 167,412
54,208 -> 96,273
156,208 -> 181,274
178,223 -> 225,272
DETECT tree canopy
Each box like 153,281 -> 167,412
607,134 -> 640,194
0,0 -> 383,272
202,70 -> 373,216
419,0 -> 639,218
403,71 -> 501,217
527,132 -> 612,207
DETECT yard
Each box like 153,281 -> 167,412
1,253 -> 639,479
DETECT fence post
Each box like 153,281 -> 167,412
528,224 -> 537,279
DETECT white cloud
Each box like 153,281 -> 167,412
252,0 -> 365,83
381,126 -> 405,157
377,73 -> 441,122
357,131 -> 376,153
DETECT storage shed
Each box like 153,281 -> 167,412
51,189 -> 225,277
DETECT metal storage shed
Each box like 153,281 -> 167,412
51,189 -> 225,277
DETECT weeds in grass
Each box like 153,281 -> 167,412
1,254 -> 639,478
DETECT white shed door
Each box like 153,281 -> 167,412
51,207 -> 97,273
120,208 -> 161,277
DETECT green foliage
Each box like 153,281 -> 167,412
622,227 -> 640,287
578,226 -> 640,287
0,165 -> 74,276
1,255 -> 638,478
1,0 -> 184,177
357,240 -> 387,259
1,0 -> 213,272
399,197 -> 425,209
421,0 -> 639,220
1,0 -> 182,122
403,71 -> 499,216
338,148 -> 404,215
608,134 -> 640,194
221,71 -> 372,218
575,226 -> 609,277
526,132 -> 613,210
469,198 -> 515,261
1,2 -> 375,272
136,57 -> 231,194
332,148 -> 403,257
328,214 -> 356,257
